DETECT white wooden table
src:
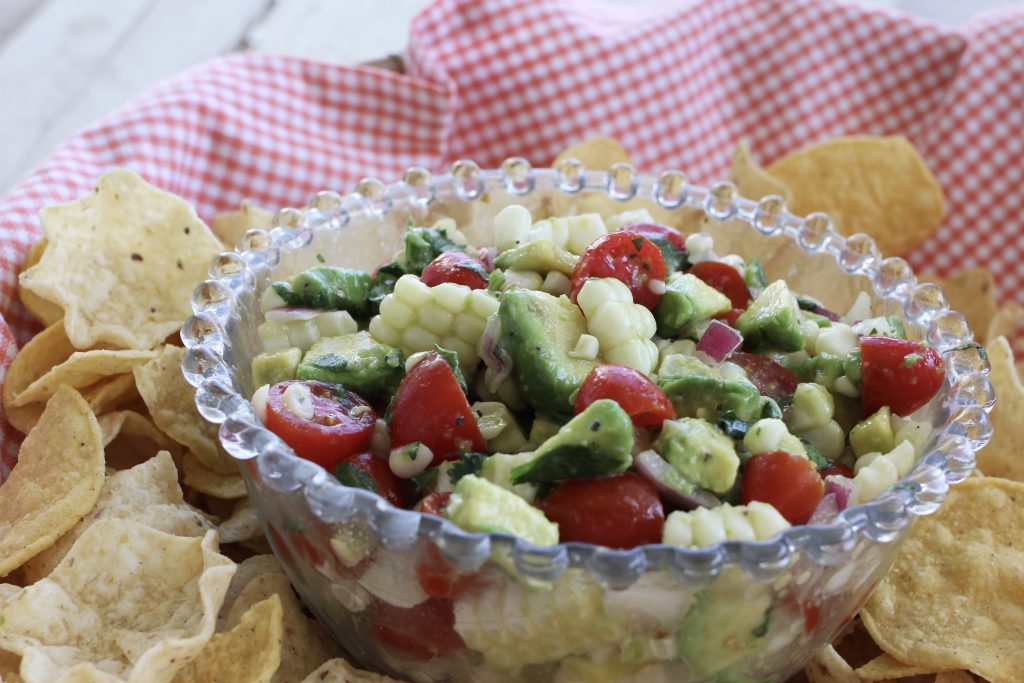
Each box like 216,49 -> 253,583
0,0 -> 1013,197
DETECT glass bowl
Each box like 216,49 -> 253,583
181,159 -> 994,683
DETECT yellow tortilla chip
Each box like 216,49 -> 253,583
183,451 -> 245,499
986,301 -> 1024,343
856,652 -> 947,679
218,556 -> 285,631
16,452 -> 212,584
10,348 -> 154,408
0,520 -> 234,683
766,136 -> 945,256
934,672 -> 975,683
18,168 -> 223,350
299,659 -> 401,683
218,497 -> 262,545
134,345 -> 234,473
1,320 -> 75,434
0,386 -> 104,578
171,595 -> 282,683
803,645 -> 859,683
921,268 -> 997,342
553,135 -> 632,170
861,477 -> 1024,682
98,410 -> 181,470
729,140 -> 792,202
17,239 -> 62,327
85,372 -> 140,415
975,336 -> 1024,482
211,200 -> 273,251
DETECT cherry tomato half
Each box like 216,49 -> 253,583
538,472 -> 665,549
415,491 -> 452,517
390,353 -> 486,465
689,261 -> 751,309
420,250 -> 489,290
574,364 -> 675,428
618,223 -> 688,271
860,336 -> 944,417
570,232 -> 667,309
337,451 -> 409,508
715,307 -> 745,327
369,598 -> 467,660
818,462 -> 854,479
416,544 -> 491,599
730,352 -> 800,398
265,380 -> 375,470
741,450 -> 824,525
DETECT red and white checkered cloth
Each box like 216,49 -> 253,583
1,0 -> 1022,474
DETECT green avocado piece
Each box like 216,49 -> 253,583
510,400 -> 634,485
499,288 -> 596,417
272,266 -> 374,315
849,406 -> 896,457
735,280 -> 805,352
251,347 -> 302,388
445,475 -> 558,545
528,415 -> 562,446
657,354 -> 762,422
654,273 -> 732,337
296,331 -> 404,397
791,352 -> 845,387
494,238 -> 578,276
655,418 -> 739,494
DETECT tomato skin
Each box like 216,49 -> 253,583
415,491 -> 452,517
860,337 -> 944,417
265,380 -> 375,470
574,365 -> 675,428
389,353 -> 486,466
538,472 -> 665,549
741,450 -> 824,525
819,462 -> 854,479
416,544 -> 490,598
420,251 -> 489,290
689,261 -> 751,309
715,307 -> 745,327
369,598 -> 467,660
340,451 -> 409,508
570,232 -> 668,309
618,223 -> 687,252
729,352 -> 800,398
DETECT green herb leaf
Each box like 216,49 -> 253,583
487,268 -> 507,293
744,257 -> 768,289
333,462 -> 379,494
450,452 -> 488,484
404,227 -> 462,274
801,439 -> 832,470
717,410 -> 750,440
434,345 -> 468,394
411,467 -> 439,493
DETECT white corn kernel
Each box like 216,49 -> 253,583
251,384 -> 270,423
854,457 -> 898,503
493,205 -> 533,252
502,269 -> 544,291
380,294 -> 415,326
797,420 -> 846,461
541,270 -> 572,296
719,254 -> 746,277
402,325 -> 439,351
316,310 -> 359,337
566,213 -> 608,254
433,282 -> 471,313
746,502 -> 791,539
842,292 -> 873,324
576,277 -> 632,317
721,506 -> 757,541
468,291 -> 500,318
454,313 -> 486,344
690,508 -> 728,547
370,418 -> 391,456
394,274 -> 432,307
568,334 -> 600,361
606,209 -> 655,231
405,351 -> 431,373
684,232 -> 714,256
604,339 -> 659,375
368,317 -> 401,347
260,287 -> 287,312
389,443 -> 434,479
662,511 -> 694,547
814,323 -> 858,358
282,382 -> 314,421
743,418 -> 790,455
834,375 -> 860,398
418,302 -> 454,336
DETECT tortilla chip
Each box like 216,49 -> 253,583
856,652 -> 947,679
0,386 -> 105,578
0,647 -> 20,683
975,336 -> 1024,482
10,348 -> 154,408
211,200 -> 273,251
299,659 -> 401,683
225,573 -> 336,683
934,672 -> 975,683
17,240 -> 62,327
729,140 -> 792,202
553,135 -> 632,170
171,594 -> 282,683
183,451 -> 245,499
986,301 -> 1024,343
18,168 -> 223,350
861,477 -> 1024,682
1,321 -> 75,433
98,410 -> 181,470
134,345 -> 234,472
920,268 -> 997,342
803,645 -> 859,683
219,498 -> 263,545
218,556 -> 285,629
85,373 -> 140,415
766,136 -> 945,256
16,452 -> 212,584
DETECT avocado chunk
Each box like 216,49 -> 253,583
510,400 -> 634,485
499,288 -> 596,417
655,418 -> 739,494
791,352 -> 845,387
473,401 -> 529,453
678,570 -> 773,678
654,273 -> 731,337
252,347 -> 302,388
445,475 -> 558,545
657,354 -> 762,422
271,266 -> 374,315
850,406 -> 895,457
494,238 -> 578,276
479,451 -> 541,503
529,415 -> 562,446
296,331 -> 404,397
735,280 -> 805,352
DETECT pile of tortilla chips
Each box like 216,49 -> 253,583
0,169 -> 397,683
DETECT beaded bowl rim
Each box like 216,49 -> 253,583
181,158 -> 994,585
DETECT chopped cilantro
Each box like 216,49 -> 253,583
333,462 -> 379,494
450,452 -> 488,484
411,467 -> 439,493
434,345 -> 468,393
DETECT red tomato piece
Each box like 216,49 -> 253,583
265,380 -> 375,470
537,472 -> 665,549
389,353 -> 486,465
860,336 -> 944,417
730,352 -> 800,397
338,451 -> 409,508
570,232 -> 668,309
416,544 -> 490,599
689,261 -> 751,309
715,307 -> 745,327
818,462 -> 854,479
415,491 -> 452,517
618,223 -> 687,251
420,250 -> 489,290
741,451 -> 824,525
574,364 -> 675,428
369,599 -> 467,660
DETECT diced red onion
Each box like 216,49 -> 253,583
633,450 -> 720,511
477,314 -> 512,392
264,307 -> 322,322
695,320 -> 743,365
807,493 -> 839,525
808,303 -> 840,322
824,475 -> 855,511
477,246 -> 499,272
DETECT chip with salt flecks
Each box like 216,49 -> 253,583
98,410 -> 183,470
0,519 -> 233,683
17,239 -> 62,327
856,652 -> 948,679
766,136 -> 944,257
183,451 -> 246,499
10,348 -> 154,408
171,594 -> 282,683
861,477 -> 1024,682
0,385 -> 104,578
16,451 -> 212,584
729,140 -> 792,202
18,168 -> 223,350
1,320 -> 75,434
975,336 -> 1024,482
299,658 -> 402,683
211,200 -> 273,252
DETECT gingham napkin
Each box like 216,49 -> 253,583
1,0 -> 1022,474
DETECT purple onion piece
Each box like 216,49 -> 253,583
633,450 -> 720,511
807,493 -> 839,525
809,303 -> 840,322
477,314 -> 512,392
824,475 -> 855,511
264,307 -> 323,322
477,246 -> 499,272
695,319 -> 743,365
